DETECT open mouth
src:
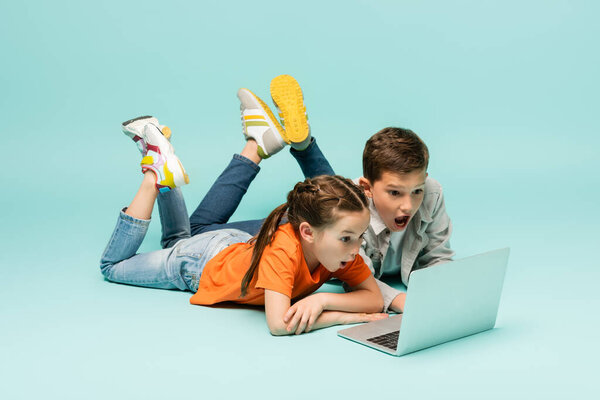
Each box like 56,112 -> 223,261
394,215 -> 410,230
339,261 -> 349,269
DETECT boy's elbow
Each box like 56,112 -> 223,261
370,300 -> 385,314
378,298 -> 385,313
369,293 -> 385,313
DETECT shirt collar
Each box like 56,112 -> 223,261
368,198 -> 389,236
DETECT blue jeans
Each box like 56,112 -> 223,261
99,155 -> 255,291
188,138 -> 335,236
100,138 -> 333,290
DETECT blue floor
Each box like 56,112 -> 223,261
2,1 -> 599,399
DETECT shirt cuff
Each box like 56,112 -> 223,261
375,279 -> 402,313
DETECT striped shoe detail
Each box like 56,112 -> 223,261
238,88 -> 288,158
243,115 -> 270,127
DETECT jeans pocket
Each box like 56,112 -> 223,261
180,257 -> 201,292
174,229 -> 252,291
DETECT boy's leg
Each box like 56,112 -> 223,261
189,152 -> 262,236
289,137 -> 335,178
270,75 -> 335,178
189,88 -> 289,236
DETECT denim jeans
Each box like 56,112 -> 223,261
188,137 -> 335,236
100,138 -> 333,290
189,154 -> 265,236
99,155 -> 254,291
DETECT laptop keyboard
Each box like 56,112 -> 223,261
367,330 -> 399,350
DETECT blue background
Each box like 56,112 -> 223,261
1,1 -> 598,399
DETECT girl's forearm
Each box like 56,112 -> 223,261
309,310 -> 388,332
310,311 -> 352,331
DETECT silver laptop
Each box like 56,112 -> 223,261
338,247 -> 510,356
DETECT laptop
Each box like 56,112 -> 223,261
338,247 -> 510,356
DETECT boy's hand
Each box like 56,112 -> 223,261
284,293 -> 326,334
389,293 -> 406,313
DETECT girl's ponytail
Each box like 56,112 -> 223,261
239,175 -> 368,298
240,203 -> 288,297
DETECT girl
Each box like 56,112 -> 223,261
100,116 -> 385,335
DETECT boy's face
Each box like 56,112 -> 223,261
359,169 -> 427,232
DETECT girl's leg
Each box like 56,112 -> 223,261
122,116 -> 192,249
189,141 -> 263,236
157,188 -> 191,249
100,172 -> 187,290
100,116 -> 191,289
100,214 -> 186,290
125,171 -> 158,220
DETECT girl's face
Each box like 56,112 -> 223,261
309,209 -> 371,273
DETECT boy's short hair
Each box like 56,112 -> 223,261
362,127 -> 429,182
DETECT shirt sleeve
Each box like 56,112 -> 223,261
358,246 -> 375,274
375,278 -> 403,313
332,254 -> 372,288
417,187 -> 455,270
254,244 -> 297,298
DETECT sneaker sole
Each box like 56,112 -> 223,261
122,116 -> 171,141
122,115 -> 154,127
270,75 -> 309,143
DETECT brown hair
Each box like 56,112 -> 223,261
240,175 -> 368,297
362,127 -> 429,182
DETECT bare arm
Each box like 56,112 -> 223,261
308,310 -> 388,332
264,282 -> 386,336
307,274 -> 384,314
264,289 -> 293,336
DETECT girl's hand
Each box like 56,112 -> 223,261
342,312 -> 389,325
283,293 -> 326,334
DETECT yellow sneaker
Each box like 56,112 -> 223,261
270,75 -> 311,150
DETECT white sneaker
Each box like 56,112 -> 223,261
122,115 -> 172,155
122,116 -> 189,192
237,88 -> 289,159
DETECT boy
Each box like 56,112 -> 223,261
242,75 -> 454,313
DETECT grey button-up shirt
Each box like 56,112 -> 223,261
355,176 -> 455,312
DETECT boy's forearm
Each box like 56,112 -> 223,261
319,289 -> 383,314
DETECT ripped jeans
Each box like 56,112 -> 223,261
99,154 -> 255,291
99,138 -> 334,291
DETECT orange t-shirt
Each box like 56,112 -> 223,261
189,223 -> 372,306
